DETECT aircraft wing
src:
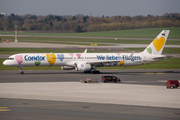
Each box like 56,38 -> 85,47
86,60 -> 120,66
86,51 -> 135,66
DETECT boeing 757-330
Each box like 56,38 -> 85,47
3,30 -> 170,74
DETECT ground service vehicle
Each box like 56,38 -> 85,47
80,78 -> 98,83
101,76 -> 120,83
166,80 -> 179,89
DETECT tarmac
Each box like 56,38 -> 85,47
0,69 -> 180,109
0,82 -> 180,109
0,69 -> 180,120
1,98 -> 179,120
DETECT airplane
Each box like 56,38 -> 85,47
3,30 -> 170,74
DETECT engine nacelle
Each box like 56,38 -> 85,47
61,66 -> 75,70
75,63 -> 92,71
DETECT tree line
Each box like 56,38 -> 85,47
0,13 -> 180,32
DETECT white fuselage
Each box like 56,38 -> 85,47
3,52 -> 144,67
3,30 -> 170,73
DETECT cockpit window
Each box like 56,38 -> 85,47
7,58 -> 14,60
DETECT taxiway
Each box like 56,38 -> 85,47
0,69 -> 180,120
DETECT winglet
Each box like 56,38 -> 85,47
127,51 -> 134,60
83,49 -> 87,53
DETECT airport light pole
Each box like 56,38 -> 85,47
14,25 -> 18,42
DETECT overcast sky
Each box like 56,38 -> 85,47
0,0 -> 180,17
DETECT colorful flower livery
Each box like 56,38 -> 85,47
3,30 -> 170,74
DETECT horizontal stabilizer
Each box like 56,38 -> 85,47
151,55 -> 172,60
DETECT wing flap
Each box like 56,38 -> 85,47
86,60 -> 120,66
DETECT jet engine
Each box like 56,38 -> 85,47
75,63 -> 92,71
119,60 -> 142,67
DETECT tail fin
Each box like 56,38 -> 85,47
142,30 -> 170,55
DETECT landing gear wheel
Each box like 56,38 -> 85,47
91,66 -> 100,74
84,70 -> 92,73
18,66 -> 24,75
21,71 -> 24,74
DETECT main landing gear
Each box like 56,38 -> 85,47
91,66 -> 100,74
83,66 -> 100,74
18,66 -> 24,74
84,70 -> 100,74
92,71 -> 100,74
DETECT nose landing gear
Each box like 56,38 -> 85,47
18,66 -> 24,74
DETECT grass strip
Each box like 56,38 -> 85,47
0,27 -> 180,39
1,48 -> 180,55
1,35 -> 180,45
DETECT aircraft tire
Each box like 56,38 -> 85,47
92,71 -> 100,74
84,70 -> 91,73
21,71 -> 24,74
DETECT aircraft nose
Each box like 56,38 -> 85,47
3,60 -> 8,65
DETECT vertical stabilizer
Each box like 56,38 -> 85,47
142,30 -> 170,55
